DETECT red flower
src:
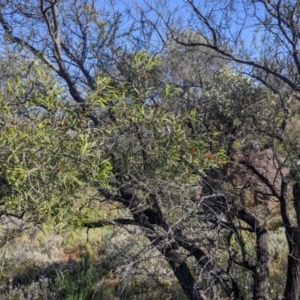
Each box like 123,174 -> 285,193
206,153 -> 215,159
57,166 -> 64,172
145,72 -> 151,78
189,146 -> 196,154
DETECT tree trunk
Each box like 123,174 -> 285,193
100,186 -> 240,300
164,249 -> 203,300
253,227 -> 270,300
284,227 -> 300,300
283,183 -> 300,300
118,186 -> 204,300
229,202 -> 270,299
201,192 -> 270,299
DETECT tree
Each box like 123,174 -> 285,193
0,49 -> 245,299
2,0 -> 300,299
139,0 -> 300,299
147,0 -> 300,93
1,48 -> 285,299
81,54 -> 290,300
0,0 -> 133,124
0,58 -> 112,233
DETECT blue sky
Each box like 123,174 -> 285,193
111,0 -> 261,56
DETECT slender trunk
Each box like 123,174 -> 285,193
203,193 -> 270,299
118,186 -> 203,300
284,227 -> 300,300
175,229 -> 243,299
163,248 -> 203,300
229,202 -> 270,299
102,185 -> 240,299
141,229 -> 203,299
253,227 -> 270,300
283,183 -> 300,300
